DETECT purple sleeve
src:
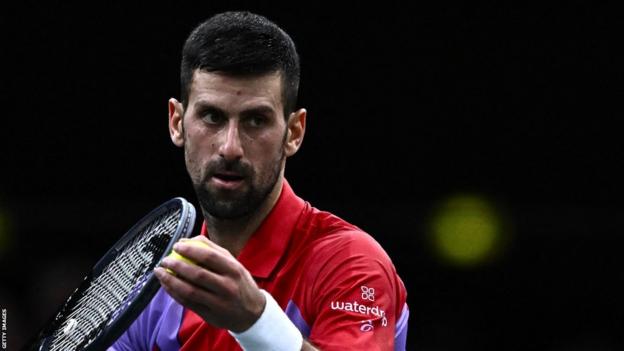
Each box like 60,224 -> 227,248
394,303 -> 409,351
107,288 -> 184,351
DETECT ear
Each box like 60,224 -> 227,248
284,108 -> 306,157
168,98 -> 185,147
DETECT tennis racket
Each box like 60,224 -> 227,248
24,197 -> 196,351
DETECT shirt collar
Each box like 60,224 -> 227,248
200,179 -> 305,279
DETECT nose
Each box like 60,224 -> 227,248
218,120 -> 244,161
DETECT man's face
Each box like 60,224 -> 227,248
176,71 -> 289,219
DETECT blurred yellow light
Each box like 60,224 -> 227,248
428,194 -> 504,267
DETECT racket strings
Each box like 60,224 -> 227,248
48,208 -> 182,351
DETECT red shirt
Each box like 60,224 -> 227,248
110,180 -> 409,350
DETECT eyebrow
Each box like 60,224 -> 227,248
194,101 -> 224,114
240,105 -> 277,117
194,100 -> 277,117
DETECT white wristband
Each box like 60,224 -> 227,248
229,289 -> 303,351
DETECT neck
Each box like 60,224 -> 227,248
203,176 -> 284,257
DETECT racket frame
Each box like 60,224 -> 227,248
28,197 -> 196,351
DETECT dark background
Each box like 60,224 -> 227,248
1,2 -> 623,350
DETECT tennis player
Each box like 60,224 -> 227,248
110,11 -> 408,351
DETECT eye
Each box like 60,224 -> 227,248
201,110 -> 225,125
247,115 -> 268,128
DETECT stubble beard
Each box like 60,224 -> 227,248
188,134 -> 287,220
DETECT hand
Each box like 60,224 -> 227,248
154,235 -> 266,332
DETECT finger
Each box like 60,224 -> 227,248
154,266 -> 221,308
173,241 -> 238,275
155,267 -> 249,331
160,256 -> 232,295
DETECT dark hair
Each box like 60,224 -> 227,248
180,11 -> 300,117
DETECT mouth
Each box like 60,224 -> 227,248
214,172 -> 244,181
211,172 -> 245,190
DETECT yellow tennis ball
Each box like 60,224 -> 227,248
165,239 -> 211,275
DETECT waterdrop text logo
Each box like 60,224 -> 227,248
329,285 -> 388,329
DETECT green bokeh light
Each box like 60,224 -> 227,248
428,194 -> 506,267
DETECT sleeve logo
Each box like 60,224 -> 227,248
360,320 -> 374,332
361,285 -> 375,301
330,285 -> 388,329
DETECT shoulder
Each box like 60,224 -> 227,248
290,206 -> 409,349
298,204 -> 393,265
294,205 -> 405,298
